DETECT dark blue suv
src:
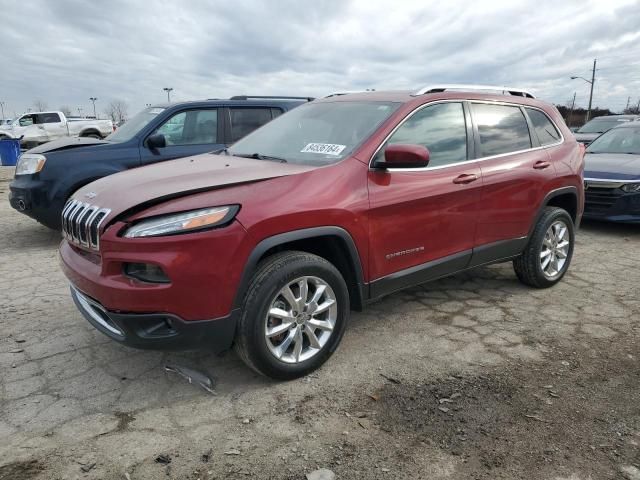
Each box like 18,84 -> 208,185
9,96 -> 311,229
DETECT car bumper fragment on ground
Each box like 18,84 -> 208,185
0,167 -> 639,479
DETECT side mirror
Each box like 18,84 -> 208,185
146,133 -> 166,150
374,144 -> 430,169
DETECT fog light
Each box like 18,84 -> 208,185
124,263 -> 170,283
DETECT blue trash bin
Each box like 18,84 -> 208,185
0,139 -> 21,166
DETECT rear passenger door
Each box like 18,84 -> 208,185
367,102 -> 482,293
139,108 -> 224,165
470,103 -> 559,261
226,107 -> 280,143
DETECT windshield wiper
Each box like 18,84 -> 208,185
231,152 -> 288,163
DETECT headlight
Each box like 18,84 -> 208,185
15,154 -> 46,175
123,206 -> 239,238
621,183 -> 640,193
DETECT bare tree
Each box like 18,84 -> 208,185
624,105 -> 640,115
59,105 -> 72,117
104,100 -> 128,124
33,99 -> 48,111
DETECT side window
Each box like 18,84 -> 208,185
153,109 -> 218,146
375,102 -> 467,167
472,103 -> 532,157
230,108 -> 273,142
19,115 -> 35,127
525,108 -> 561,146
36,113 -> 61,123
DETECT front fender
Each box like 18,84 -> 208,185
0,129 -> 16,139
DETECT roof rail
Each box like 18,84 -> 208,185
413,84 -> 535,99
229,95 -> 314,101
325,90 -> 374,98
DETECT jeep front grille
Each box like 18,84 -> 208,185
61,200 -> 110,250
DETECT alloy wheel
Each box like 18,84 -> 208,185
540,220 -> 570,279
264,276 -> 337,364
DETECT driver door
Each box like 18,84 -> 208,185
139,108 -> 224,165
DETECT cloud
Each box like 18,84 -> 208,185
0,0 -> 638,118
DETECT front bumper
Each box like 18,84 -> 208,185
9,175 -> 64,229
71,286 -> 238,351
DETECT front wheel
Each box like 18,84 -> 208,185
513,207 -> 575,288
234,251 -> 350,379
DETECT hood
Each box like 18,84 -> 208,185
573,132 -> 600,143
584,153 -> 640,180
27,136 -> 109,154
72,153 -> 318,223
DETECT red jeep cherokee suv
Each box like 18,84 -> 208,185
59,85 -> 585,379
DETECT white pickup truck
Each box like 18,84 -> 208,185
0,111 -> 114,148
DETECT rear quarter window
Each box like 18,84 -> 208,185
526,108 -> 561,146
36,113 -> 61,123
230,108 -> 273,142
472,103 -> 532,157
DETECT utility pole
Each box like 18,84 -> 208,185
568,92 -> 576,127
626,96 -> 631,111
89,97 -> 98,118
163,87 -> 173,102
0,101 -> 5,120
586,58 -> 596,121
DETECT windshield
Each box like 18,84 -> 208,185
228,101 -> 400,165
586,126 -> 640,155
106,107 -> 165,143
577,117 -> 633,134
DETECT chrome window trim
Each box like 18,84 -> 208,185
368,99 -> 564,173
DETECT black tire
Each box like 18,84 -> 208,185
82,132 -> 101,139
513,207 -> 575,288
234,251 -> 350,380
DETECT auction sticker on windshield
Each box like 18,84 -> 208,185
301,143 -> 346,155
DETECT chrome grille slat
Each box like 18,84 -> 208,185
71,203 -> 88,243
61,199 -> 110,251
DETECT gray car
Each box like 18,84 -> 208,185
574,114 -> 640,145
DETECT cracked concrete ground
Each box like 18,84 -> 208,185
0,166 -> 639,479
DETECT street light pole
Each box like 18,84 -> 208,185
163,87 -> 173,102
587,59 -> 596,122
0,101 -> 5,120
568,92 -> 576,127
89,97 -> 98,118
570,60 -> 597,123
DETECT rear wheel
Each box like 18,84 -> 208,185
82,132 -> 102,139
234,251 -> 349,379
513,207 -> 574,288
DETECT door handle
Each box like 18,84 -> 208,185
533,160 -> 551,169
452,173 -> 478,184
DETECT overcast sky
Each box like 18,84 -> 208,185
1,0 -> 639,118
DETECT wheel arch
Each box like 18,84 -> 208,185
529,186 -> 579,237
234,227 -> 366,311
79,128 -> 101,137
